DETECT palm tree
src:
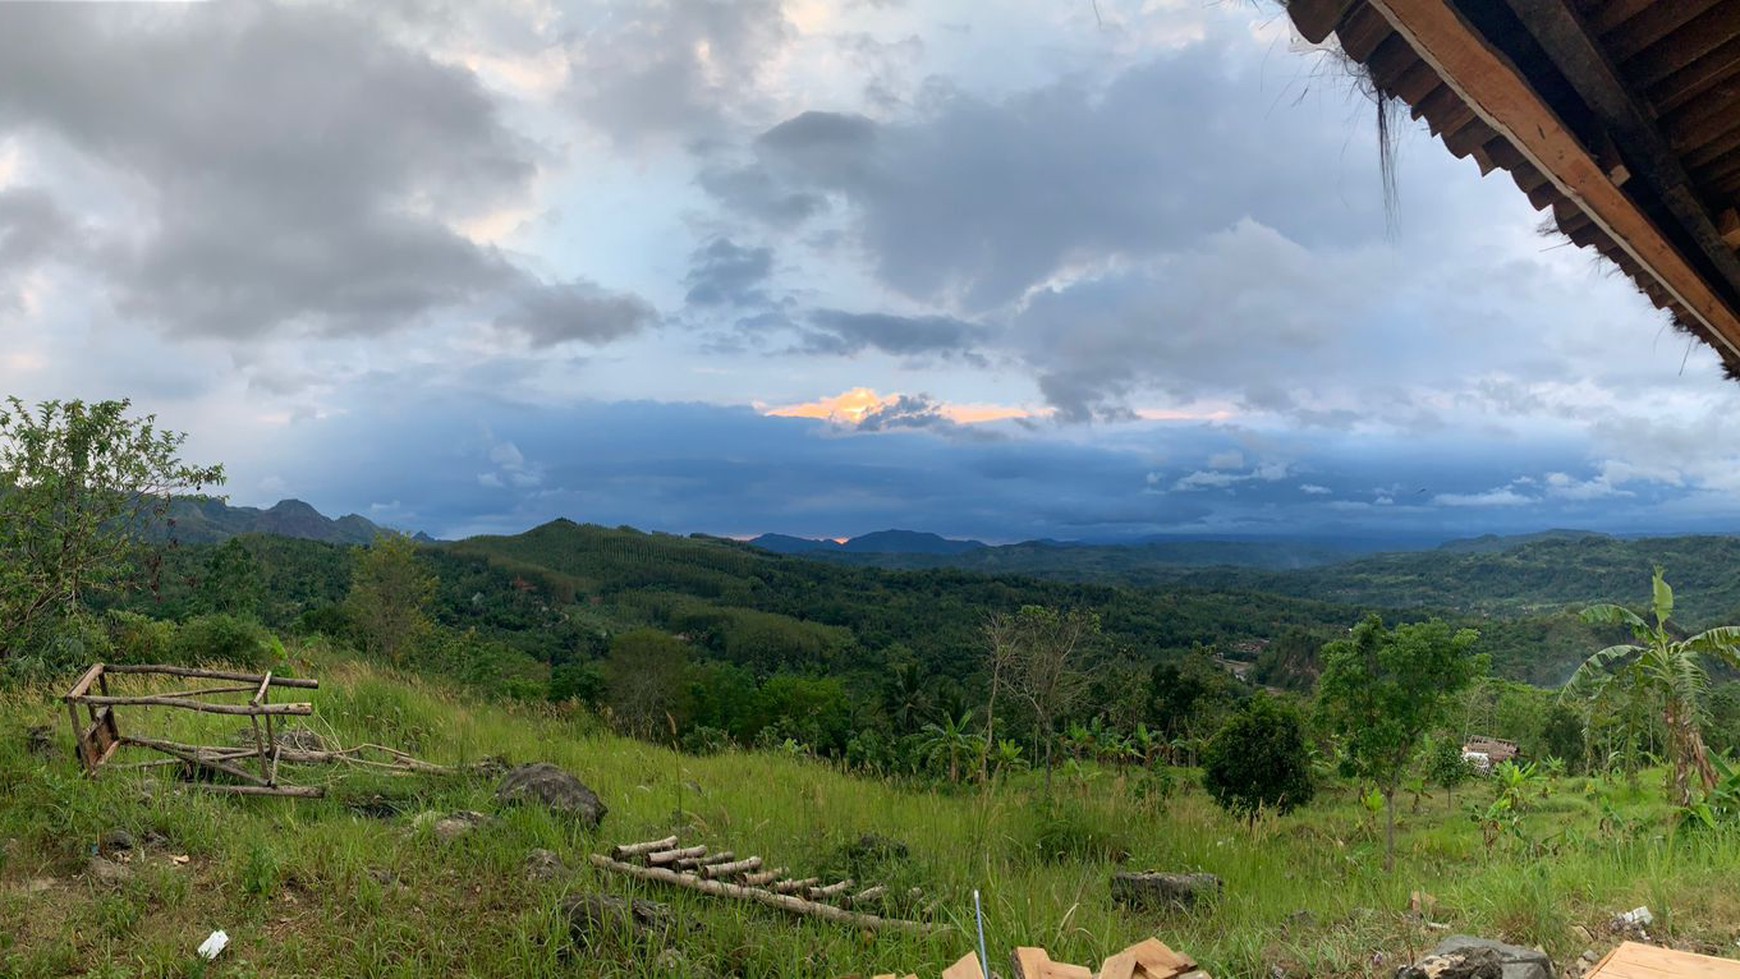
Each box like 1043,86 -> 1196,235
919,709 -> 981,785
1564,568 -> 1740,806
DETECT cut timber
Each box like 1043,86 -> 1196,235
807,879 -> 854,899
611,836 -> 679,860
1013,947 -> 1052,979
845,884 -> 888,906
1045,964 -> 1092,979
941,952 -> 986,979
1366,0 -> 1740,360
1585,941 -> 1740,979
772,877 -> 821,895
1099,952 -> 1140,979
72,695 -> 312,716
1126,938 -> 1195,977
193,783 -> 325,798
587,854 -> 945,935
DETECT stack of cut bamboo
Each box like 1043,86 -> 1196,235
590,836 -> 940,934
876,937 -> 1204,979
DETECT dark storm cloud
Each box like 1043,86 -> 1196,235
495,279 -> 659,347
565,0 -> 790,147
684,238 -> 774,307
0,2 -> 660,341
707,42 -> 1389,311
800,309 -> 987,358
0,187 -> 81,308
248,393 -> 1727,543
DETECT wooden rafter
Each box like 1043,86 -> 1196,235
1365,0 -> 1740,360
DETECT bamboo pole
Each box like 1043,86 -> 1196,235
846,885 -> 888,906
741,867 -> 787,886
772,877 -> 820,895
103,664 -> 319,689
677,850 -> 733,869
122,736 -> 271,786
193,783 -> 325,798
808,879 -> 855,899
701,857 -> 763,879
69,694 -> 312,716
612,836 -> 680,860
647,845 -> 707,866
588,854 -> 944,934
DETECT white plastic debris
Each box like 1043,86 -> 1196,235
197,930 -> 229,961
1618,907 -> 1653,927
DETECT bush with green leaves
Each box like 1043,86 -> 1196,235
172,613 -> 284,670
1201,694 -> 1315,819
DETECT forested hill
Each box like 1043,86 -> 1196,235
770,529 -> 1740,626
163,497 -> 383,545
1187,533 -> 1740,625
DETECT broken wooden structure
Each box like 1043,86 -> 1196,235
1586,942 -> 1740,979
886,936 -> 1207,979
591,836 -> 943,934
65,663 -> 325,797
1463,735 -> 1520,764
1283,0 -> 1740,376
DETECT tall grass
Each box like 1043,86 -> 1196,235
3,647 -> 1737,977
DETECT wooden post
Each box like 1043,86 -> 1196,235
611,836 -> 680,860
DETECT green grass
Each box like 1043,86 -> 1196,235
4,648 -> 1738,977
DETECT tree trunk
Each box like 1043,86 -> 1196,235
1384,786 -> 1397,873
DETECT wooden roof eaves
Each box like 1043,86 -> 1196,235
1281,0 -> 1740,369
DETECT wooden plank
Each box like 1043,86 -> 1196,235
1626,2 -> 1740,90
1100,952 -> 1140,979
1600,0 -> 1720,63
1368,0 -> 1740,361
70,694 -> 313,716
1013,947 -> 1052,979
1587,942 -> 1740,979
1651,34 -> 1740,113
1126,938 -> 1195,976
941,952 -> 986,979
1719,208 -> 1740,248
1043,964 -> 1092,979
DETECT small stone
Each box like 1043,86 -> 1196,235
1110,871 -> 1224,910
1580,951 -> 1599,965
101,829 -> 134,852
526,848 -> 565,882
1421,936 -> 1553,979
1285,909 -> 1319,930
1572,926 -> 1595,944
25,725 -> 59,759
368,869 -> 400,887
87,856 -> 133,885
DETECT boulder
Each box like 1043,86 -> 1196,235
496,763 -> 607,828
1399,937 -> 1552,979
429,810 -> 494,843
1111,871 -> 1223,910
562,892 -> 674,947
100,829 -> 135,853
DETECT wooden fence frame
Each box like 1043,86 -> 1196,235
64,663 -> 324,798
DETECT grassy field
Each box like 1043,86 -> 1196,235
3,646 -> 1737,978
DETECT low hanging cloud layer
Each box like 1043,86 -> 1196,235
2,0 -> 1738,543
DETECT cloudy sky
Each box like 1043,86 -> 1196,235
3,0 -> 1740,544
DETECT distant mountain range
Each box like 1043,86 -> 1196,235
164,497 -> 385,545
750,529 -> 989,555
748,529 -> 1388,570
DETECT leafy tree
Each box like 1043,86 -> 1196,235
1565,568 -> 1740,806
199,537 -> 263,618
1318,614 -> 1482,870
1539,701 -> 1587,773
1424,735 -> 1471,809
1201,694 -> 1315,820
346,533 -> 435,666
604,629 -> 692,740
0,397 -> 223,664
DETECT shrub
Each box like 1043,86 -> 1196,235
681,725 -> 734,756
105,610 -> 176,664
1201,694 -> 1315,819
173,613 -> 283,670
1027,801 -> 1130,864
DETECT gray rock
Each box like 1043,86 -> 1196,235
87,856 -> 133,885
1397,946 -> 1503,979
431,810 -> 494,842
101,829 -> 134,852
496,763 -> 607,828
1111,871 -> 1223,910
26,725 -> 60,759
526,848 -> 565,882
562,892 -> 674,947
1408,937 -> 1551,979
